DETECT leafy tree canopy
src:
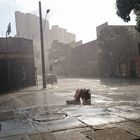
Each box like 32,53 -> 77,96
99,26 -> 137,63
98,26 -> 137,77
48,40 -> 72,64
116,0 -> 140,31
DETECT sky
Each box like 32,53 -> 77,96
0,0 -> 136,43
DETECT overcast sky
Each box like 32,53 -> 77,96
0,0 -> 136,43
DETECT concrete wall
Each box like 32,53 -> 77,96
0,37 -> 35,92
53,40 -> 101,78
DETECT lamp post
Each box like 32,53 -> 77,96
39,1 -> 46,88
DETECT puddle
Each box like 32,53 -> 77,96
77,114 -> 125,126
109,87 -> 118,90
109,105 -> 139,112
79,79 -> 88,82
63,106 -> 109,117
98,88 -> 104,91
109,106 -> 140,120
15,105 -> 61,119
33,116 -> 85,133
0,119 -> 35,137
92,95 -> 112,100
91,95 -> 112,103
83,128 -> 138,140
0,111 -> 15,122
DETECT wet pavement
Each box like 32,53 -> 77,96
0,78 -> 140,139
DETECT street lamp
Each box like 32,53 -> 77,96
44,9 -> 50,31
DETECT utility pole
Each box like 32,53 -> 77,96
39,1 -> 46,88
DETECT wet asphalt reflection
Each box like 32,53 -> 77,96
0,78 -> 140,137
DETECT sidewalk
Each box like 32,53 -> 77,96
0,105 -> 140,140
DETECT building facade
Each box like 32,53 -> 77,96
15,11 -> 50,75
53,22 -> 140,79
52,40 -> 101,78
0,37 -> 36,92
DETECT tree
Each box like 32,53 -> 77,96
48,40 -> 72,76
98,26 -> 137,77
116,0 -> 140,31
48,40 -> 72,64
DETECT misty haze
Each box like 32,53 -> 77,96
0,0 -> 140,140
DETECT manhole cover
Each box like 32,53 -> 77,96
33,113 -> 67,122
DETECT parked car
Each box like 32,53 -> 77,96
46,74 -> 57,84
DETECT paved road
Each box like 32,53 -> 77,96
0,78 -> 140,140
0,78 -> 140,109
